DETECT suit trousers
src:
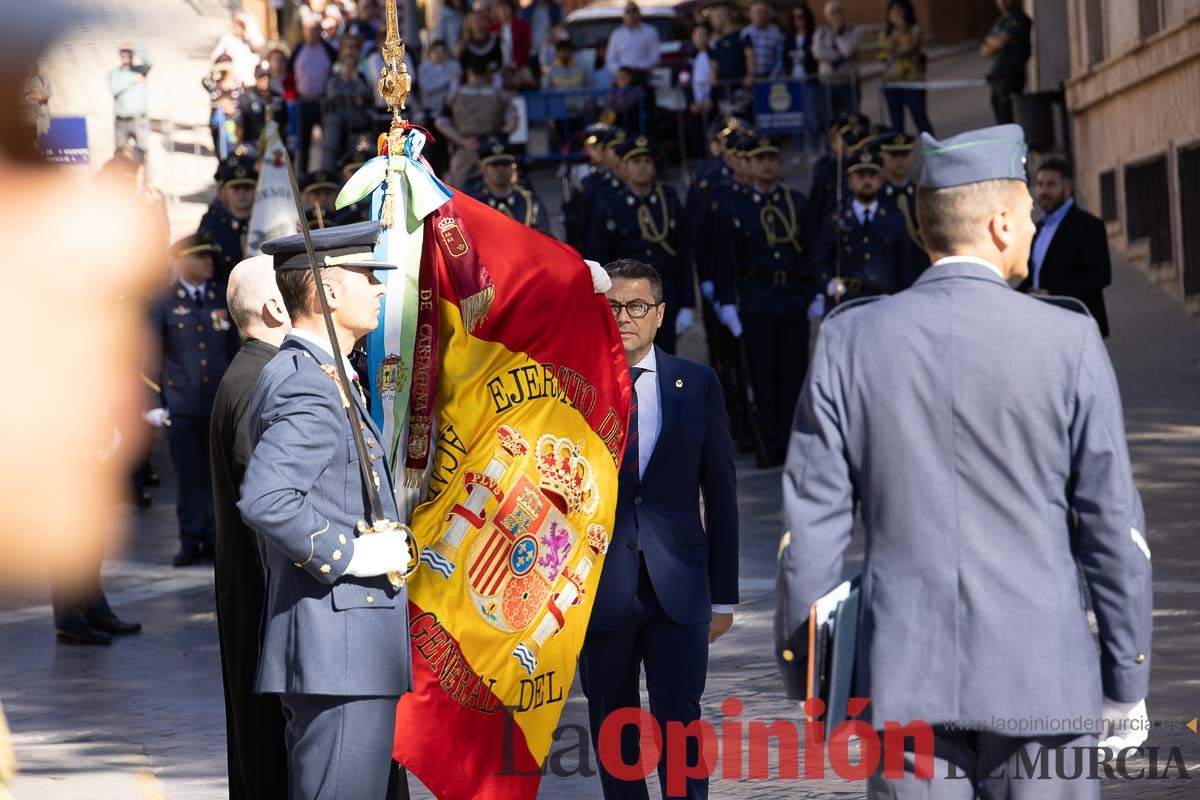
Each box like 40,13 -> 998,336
652,277 -> 680,356
579,557 -> 710,800
166,413 -> 215,546
867,727 -> 1099,799
279,694 -> 403,800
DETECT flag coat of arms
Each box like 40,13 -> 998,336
392,191 -> 631,799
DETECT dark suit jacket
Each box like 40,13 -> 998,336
1020,203 -> 1112,337
209,338 -> 287,800
589,348 -> 739,630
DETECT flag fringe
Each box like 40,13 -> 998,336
459,286 -> 494,332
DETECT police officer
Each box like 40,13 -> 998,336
197,154 -> 258,283
807,112 -> 871,237
813,147 -> 914,309
468,135 -> 551,235
562,123 -> 616,248
585,135 -> 693,354
148,232 -> 240,566
239,221 -> 412,799
333,134 -> 377,226
877,130 -> 931,275
301,169 -> 340,229
711,135 -> 815,464
566,128 -> 627,250
778,124 -> 1152,797
687,117 -> 750,301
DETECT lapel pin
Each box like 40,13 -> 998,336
675,379 -> 683,388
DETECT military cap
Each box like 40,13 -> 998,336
261,220 -> 397,271
846,147 -> 883,174
301,170 -> 340,194
583,123 -> 614,147
478,134 -> 516,166
832,111 -> 871,136
339,134 -> 377,172
254,59 -> 271,79
615,135 -> 654,161
170,230 -> 222,260
919,124 -> 1028,190
215,156 -> 258,188
709,115 -> 750,143
744,134 -> 781,157
879,130 -> 915,153
724,129 -> 758,156
602,128 -> 628,151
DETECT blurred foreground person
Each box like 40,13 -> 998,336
778,125 -> 1152,797
210,255 -> 291,800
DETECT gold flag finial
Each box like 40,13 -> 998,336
378,0 -> 410,120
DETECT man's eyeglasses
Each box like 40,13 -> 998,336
609,300 -> 662,319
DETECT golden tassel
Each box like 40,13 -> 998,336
459,285 -> 496,332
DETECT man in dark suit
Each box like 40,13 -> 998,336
209,255 -> 292,799
579,259 -> 739,800
1018,157 -> 1112,336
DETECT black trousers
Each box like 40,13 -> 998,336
50,559 -> 113,630
989,70 -> 1025,125
166,413 -> 214,546
296,98 -> 323,173
652,277 -> 681,356
579,558 -> 711,800
739,282 -> 811,460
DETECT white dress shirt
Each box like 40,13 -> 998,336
605,22 -> 661,72
631,348 -> 733,615
930,255 -> 1007,281
851,198 -> 879,226
289,327 -> 359,382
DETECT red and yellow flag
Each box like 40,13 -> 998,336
393,192 -> 630,799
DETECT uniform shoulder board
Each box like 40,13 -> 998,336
1030,293 -> 1093,319
825,295 -> 885,321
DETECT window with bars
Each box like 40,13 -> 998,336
1125,156 -> 1172,264
1139,0 -> 1161,38
1180,145 -> 1200,296
1099,170 -> 1117,223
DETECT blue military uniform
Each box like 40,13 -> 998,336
712,136 -> 816,462
878,130 -> 931,275
806,114 -> 870,237
197,155 -> 257,283
585,136 -> 693,354
814,148 -> 915,306
467,135 -> 552,235
239,222 -> 410,799
149,232 -> 240,560
565,128 -> 626,249
301,169 -> 340,230
778,125 -> 1152,799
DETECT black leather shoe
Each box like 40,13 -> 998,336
56,622 -> 112,646
172,541 -> 201,567
197,540 -> 215,560
87,613 -> 142,636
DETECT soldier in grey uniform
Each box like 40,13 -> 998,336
238,221 -> 413,799
777,125 -> 1152,798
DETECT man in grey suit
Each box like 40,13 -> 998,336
238,221 -> 413,799
777,125 -> 1152,798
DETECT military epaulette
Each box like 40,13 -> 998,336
825,294 -> 885,322
1029,293 -> 1093,319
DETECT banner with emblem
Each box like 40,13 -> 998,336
245,121 -> 301,256
392,191 -> 630,800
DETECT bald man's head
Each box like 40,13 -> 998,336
227,254 -> 291,345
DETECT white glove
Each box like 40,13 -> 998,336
807,294 -> 825,321
585,259 -> 611,294
144,407 -> 170,428
675,307 -> 694,335
700,280 -> 715,302
344,530 -> 412,578
1100,697 -> 1149,750
717,304 -> 743,338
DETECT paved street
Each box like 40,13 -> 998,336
4,1 -> 1198,797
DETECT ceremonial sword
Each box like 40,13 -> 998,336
278,144 -> 416,590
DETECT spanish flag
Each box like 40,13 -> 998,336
393,190 -> 630,799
